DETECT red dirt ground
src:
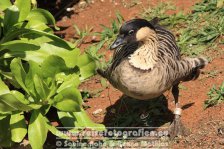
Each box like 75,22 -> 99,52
56,0 -> 224,148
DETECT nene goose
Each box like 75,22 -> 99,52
97,18 -> 208,138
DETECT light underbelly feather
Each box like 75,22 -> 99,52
111,60 -> 172,100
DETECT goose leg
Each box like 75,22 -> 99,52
169,83 -> 186,139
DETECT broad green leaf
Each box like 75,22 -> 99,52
26,36 -> 53,45
26,21 -> 52,31
14,0 -> 31,22
4,41 -> 80,68
55,87 -> 82,105
57,111 -> 75,127
0,111 -> 11,120
0,114 -> 7,120
58,110 -> 105,132
33,74 -> 49,99
10,58 -> 29,93
73,109 -> 105,131
77,53 -> 96,80
57,74 -> 80,93
47,80 -> 57,100
0,0 -> 12,11
0,116 -> 12,147
54,88 -> 82,112
0,40 -> 40,51
76,53 -> 93,67
1,28 -> 72,50
3,5 -> 19,35
0,101 -> 15,112
11,90 -> 30,105
10,112 -> 27,142
79,61 -> 96,80
27,103 -> 42,109
26,8 -> 57,29
0,71 -> 21,88
44,117 -> 70,139
25,60 -> 41,97
28,110 -> 48,149
41,55 -> 68,78
0,78 -> 10,95
54,99 -> 81,112
0,91 -> 32,112
40,44 -> 80,68
37,43 -> 79,68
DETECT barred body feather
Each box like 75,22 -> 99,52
98,18 -> 208,100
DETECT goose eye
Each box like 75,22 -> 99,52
128,30 -> 134,35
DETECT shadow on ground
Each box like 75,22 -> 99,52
102,94 -> 195,140
103,95 -> 174,128
37,0 -> 79,20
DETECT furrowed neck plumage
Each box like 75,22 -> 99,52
128,29 -> 159,70
109,42 -> 139,73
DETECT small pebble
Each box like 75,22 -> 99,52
66,7 -> 74,12
20,139 -> 29,146
93,109 -> 103,115
79,1 -> 87,8
91,35 -> 97,41
219,139 -> 224,145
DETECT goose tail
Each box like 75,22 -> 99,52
182,57 -> 208,81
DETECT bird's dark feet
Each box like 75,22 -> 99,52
168,115 -> 189,139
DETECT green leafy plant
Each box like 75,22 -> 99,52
0,0 -> 104,148
204,82 -> 224,108
84,12 -> 124,71
85,43 -> 109,70
142,0 -> 224,56
73,24 -> 93,47
96,12 -> 124,49
177,6 -> 224,56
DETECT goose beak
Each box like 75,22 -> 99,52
110,35 -> 126,50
